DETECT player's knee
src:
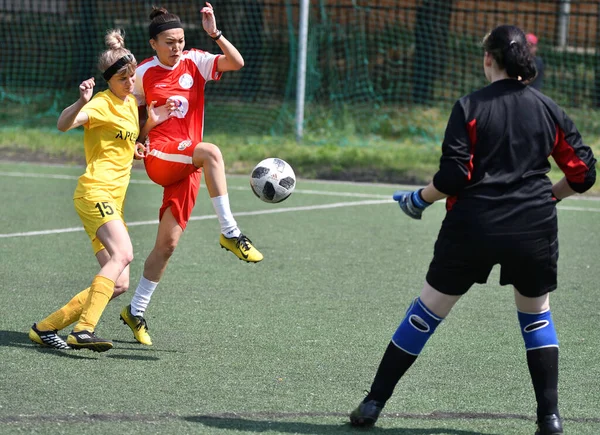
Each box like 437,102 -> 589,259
124,251 -> 134,265
392,297 -> 444,356
113,250 -> 134,270
195,142 -> 222,163
206,143 -> 223,164
517,309 -> 558,351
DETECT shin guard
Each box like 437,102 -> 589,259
518,310 -> 559,350
392,298 -> 443,355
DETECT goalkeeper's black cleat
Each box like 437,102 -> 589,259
535,414 -> 563,435
67,330 -> 113,352
349,399 -> 385,427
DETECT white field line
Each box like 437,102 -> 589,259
0,171 -> 598,239
0,171 -> 390,199
6,161 -> 600,196
2,170 -> 600,203
0,199 -> 392,239
1,199 -> 598,240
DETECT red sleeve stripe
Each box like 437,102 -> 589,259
446,195 -> 458,211
466,119 -> 477,181
552,125 -> 589,183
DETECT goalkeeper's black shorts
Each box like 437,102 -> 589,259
426,231 -> 558,297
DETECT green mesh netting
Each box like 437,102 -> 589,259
1,0 -> 599,144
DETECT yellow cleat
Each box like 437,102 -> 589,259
120,305 -> 152,345
219,233 -> 263,263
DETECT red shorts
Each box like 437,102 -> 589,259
144,139 -> 202,230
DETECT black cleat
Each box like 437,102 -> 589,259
67,330 -> 113,352
535,414 -> 563,435
29,323 -> 71,350
349,399 -> 385,427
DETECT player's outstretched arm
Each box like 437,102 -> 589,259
57,78 -> 93,132
201,2 -> 244,72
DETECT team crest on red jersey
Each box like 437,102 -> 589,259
179,74 -> 194,89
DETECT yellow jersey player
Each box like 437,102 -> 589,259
28,29 -> 165,351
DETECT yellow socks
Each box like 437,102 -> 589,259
73,275 -> 115,333
36,287 -> 90,331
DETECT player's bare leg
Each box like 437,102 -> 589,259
192,142 -> 263,263
68,220 -> 133,352
121,208 -> 183,345
30,248 -> 131,350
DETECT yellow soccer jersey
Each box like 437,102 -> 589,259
73,90 -> 139,201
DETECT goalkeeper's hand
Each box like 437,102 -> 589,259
393,189 -> 432,220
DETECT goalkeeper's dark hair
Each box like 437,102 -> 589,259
149,6 -> 182,39
482,25 -> 537,82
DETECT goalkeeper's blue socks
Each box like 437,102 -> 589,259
365,300 -> 561,422
366,298 -> 443,403
518,309 -> 560,420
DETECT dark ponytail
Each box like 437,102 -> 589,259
482,25 -> 537,82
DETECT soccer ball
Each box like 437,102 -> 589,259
250,158 -> 296,203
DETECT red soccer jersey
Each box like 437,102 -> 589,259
134,49 -> 222,146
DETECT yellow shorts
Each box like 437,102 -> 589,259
74,197 -> 126,254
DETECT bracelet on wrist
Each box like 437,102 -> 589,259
210,30 -> 222,41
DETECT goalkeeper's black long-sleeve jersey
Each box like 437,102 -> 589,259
433,79 -> 596,236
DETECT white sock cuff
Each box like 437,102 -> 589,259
211,193 -> 229,205
211,194 -> 238,236
130,276 -> 159,316
139,276 -> 158,292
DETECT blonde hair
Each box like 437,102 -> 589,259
98,29 -> 136,79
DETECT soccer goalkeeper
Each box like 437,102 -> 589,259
350,25 -> 596,435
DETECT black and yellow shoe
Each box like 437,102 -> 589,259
29,323 -> 71,350
66,330 -> 113,352
349,399 -> 385,428
120,305 -> 152,345
219,233 -> 263,263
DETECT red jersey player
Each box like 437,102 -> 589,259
121,3 -> 262,346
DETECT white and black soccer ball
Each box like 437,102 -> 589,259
250,158 -> 296,203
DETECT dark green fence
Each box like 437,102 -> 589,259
1,0 -> 599,141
